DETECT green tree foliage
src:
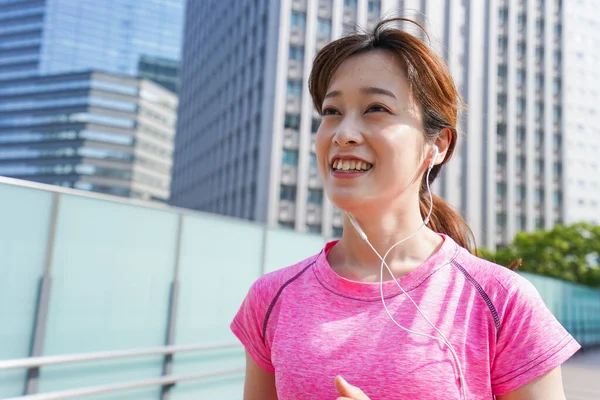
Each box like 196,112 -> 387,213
479,223 -> 600,288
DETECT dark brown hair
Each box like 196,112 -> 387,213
308,17 -> 478,254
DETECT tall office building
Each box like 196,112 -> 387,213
561,0 -> 600,225
172,0 -> 569,249
0,0 -> 183,86
0,0 -> 184,200
0,72 -> 177,201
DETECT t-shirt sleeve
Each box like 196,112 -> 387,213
230,279 -> 275,373
490,275 -> 581,395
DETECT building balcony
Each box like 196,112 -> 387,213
289,26 -> 305,46
343,7 -> 356,25
278,199 -> 296,222
308,167 -> 323,188
316,35 -> 330,52
318,0 -> 332,19
306,203 -> 323,225
286,94 -> 302,114
288,59 -> 304,81
281,164 -> 298,185
291,0 -> 307,12
283,128 -> 300,149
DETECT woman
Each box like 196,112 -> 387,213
231,18 -> 580,399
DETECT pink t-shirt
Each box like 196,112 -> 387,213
231,234 -> 580,399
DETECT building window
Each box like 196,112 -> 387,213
553,161 -> 562,177
516,215 -> 526,231
553,191 -> 562,207
517,42 -> 526,57
289,45 -> 305,61
535,74 -> 543,90
497,183 -> 507,196
285,114 -> 301,130
516,127 -> 526,145
535,159 -> 544,175
309,152 -> 318,168
517,14 -> 526,30
553,133 -> 561,150
496,213 -> 507,228
553,106 -> 562,122
535,130 -> 544,148
308,224 -> 322,234
308,188 -> 323,204
535,188 -> 544,204
516,185 -> 526,201
282,149 -> 299,166
286,79 -> 302,97
517,98 -> 525,116
497,153 -> 507,167
279,221 -> 295,229
553,78 -> 561,95
517,69 -> 526,86
535,103 -> 543,119
344,0 -> 357,7
535,217 -> 544,229
317,18 -> 332,38
516,156 -> 525,171
368,0 -> 381,14
280,184 -> 297,201
333,227 -> 343,238
497,123 -> 507,136
497,64 -> 507,78
291,11 -> 307,28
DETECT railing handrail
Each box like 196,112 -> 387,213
2,368 -> 245,400
0,342 -> 240,370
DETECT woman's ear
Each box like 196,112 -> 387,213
434,128 -> 454,165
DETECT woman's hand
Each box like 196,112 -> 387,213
335,375 -> 371,400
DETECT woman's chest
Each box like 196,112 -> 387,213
269,296 -> 494,399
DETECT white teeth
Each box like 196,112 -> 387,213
331,158 -> 373,171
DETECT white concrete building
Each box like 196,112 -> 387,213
562,0 -> 600,225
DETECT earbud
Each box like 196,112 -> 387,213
428,145 -> 439,170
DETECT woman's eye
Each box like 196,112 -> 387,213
322,107 -> 340,116
366,105 -> 389,113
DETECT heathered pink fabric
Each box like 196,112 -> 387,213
231,234 -> 581,399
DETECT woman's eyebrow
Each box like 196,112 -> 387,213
324,86 -> 397,99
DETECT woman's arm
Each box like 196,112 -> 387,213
243,351 -> 278,400
496,367 -> 566,400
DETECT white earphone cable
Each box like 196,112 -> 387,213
347,149 -> 467,400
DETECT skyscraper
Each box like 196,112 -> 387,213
561,0 -> 600,225
171,0 -> 572,249
0,0 -> 184,200
0,72 -> 177,201
0,0 -> 183,87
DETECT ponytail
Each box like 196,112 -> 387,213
419,192 -> 476,252
420,192 -> 521,270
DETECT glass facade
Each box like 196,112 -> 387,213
0,0 -> 182,199
0,71 -> 177,201
0,0 -> 184,89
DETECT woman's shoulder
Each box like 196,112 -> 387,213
248,250 -> 322,299
452,246 -> 539,302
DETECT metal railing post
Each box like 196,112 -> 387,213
161,214 -> 184,400
25,193 -> 60,395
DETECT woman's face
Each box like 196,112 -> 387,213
315,49 -> 431,213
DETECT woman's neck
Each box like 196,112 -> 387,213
329,207 -> 443,282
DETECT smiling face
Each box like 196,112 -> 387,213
315,49 -> 430,213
